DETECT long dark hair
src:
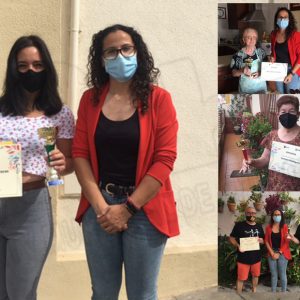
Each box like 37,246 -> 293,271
0,35 -> 62,116
87,24 -> 160,113
274,7 -> 297,40
270,209 -> 285,230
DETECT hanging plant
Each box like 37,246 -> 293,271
264,193 -> 282,215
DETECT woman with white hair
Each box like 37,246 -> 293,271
231,27 -> 267,94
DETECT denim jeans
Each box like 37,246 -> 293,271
268,254 -> 288,292
0,187 -> 53,300
82,190 -> 167,300
276,66 -> 300,93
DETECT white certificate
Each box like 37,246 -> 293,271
0,142 -> 22,197
269,141 -> 300,178
260,62 -> 288,82
240,237 -> 260,252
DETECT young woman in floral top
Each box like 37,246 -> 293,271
0,35 -> 74,300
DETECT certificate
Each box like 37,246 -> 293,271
240,237 -> 259,252
269,141 -> 300,178
0,142 -> 22,197
260,62 -> 288,82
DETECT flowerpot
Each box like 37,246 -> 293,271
227,202 -> 236,212
218,204 -> 224,213
254,202 -> 263,211
240,202 -> 248,210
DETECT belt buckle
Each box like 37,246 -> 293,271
105,183 -> 114,196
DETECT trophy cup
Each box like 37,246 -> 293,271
244,57 -> 253,70
237,138 -> 250,161
38,127 -> 64,186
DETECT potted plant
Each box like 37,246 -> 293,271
284,208 -> 296,225
279,192 -> 294,206
227,195 -> 236,213
237,199 -> 249,212
264,193 -> 282,215
218,198 -> 225,213
249,191 -> 263,211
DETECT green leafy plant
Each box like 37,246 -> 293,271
287,242 -> 300,284
284,208 -> 296,224
279,192 -> 295,206
249,191 -> 262,203
227,196 -> 236,203
218,235 -> 237,286
218,198 -> 225,206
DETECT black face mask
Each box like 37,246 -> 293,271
279,113 -> 298,129
246,215 -> 256,222
19,70 -> 46,93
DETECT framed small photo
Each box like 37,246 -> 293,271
290,4 -> 300,11
218,7 -> 226,19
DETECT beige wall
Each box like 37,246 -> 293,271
0,0 -> 222,298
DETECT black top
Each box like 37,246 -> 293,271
95,110 -> 140,186
271,231 -> 281,250
294,225 -> 300,241
230,221 -> 265,264
275,40 -> 291,64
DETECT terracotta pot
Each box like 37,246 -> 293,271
254,202 -> 263,211
227,202 -> 236,212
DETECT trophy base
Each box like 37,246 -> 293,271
47,179 -> 64,186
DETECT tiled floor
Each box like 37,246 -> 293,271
219,133 -> 260,192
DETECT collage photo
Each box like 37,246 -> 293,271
218,3 -> 300,294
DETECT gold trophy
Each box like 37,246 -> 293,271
38,127 -> 64,186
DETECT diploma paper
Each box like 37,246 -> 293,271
269,141 -> 300,178
0,142 -> 22,197
260,62 -> 288,82
240,237 -> 260,252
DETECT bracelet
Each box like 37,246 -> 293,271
125,197 -> 139,216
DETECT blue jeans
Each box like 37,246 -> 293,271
276,66 -> 300,93
0,188 -> 53,300
82,190 -> 167,300
268,254 -> 288,292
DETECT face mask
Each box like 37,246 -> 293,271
246,215 -> 256,222
104,54 -> 137,82
273,215 -> 282,223
19,70 -> 46,93
279,113 -> 298,129
277,18 -> 289,29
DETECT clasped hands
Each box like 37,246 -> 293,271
97,204 -> 132,234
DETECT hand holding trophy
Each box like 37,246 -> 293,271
38,127 -> 64,186
237,138 -> 251,173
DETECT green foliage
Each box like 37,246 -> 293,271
249,191 -> 262,203
228,95 -> 247,127
227,195 -> 236,203
284,208 -> 296,224
218,198 -> 225,206
287,242 -> 300,284
218,235 -> 237,286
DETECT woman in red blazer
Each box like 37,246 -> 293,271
264,209 -> 291,292
72,24 -> 179,300
270,7 -> 300,93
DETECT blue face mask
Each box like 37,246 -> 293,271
273,215 -> 282,223
104,54 -> 137,82
277,18 -> 289,29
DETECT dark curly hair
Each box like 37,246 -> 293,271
0,35 -> 62,116
274,7 -> 297,40
87,24 -> 160,113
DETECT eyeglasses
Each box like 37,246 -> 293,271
102,45 -> 136,60
246,212 -> 256,216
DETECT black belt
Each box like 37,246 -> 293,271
100,182 -> 135,197
23,179 -> 47,191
